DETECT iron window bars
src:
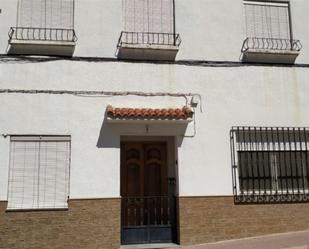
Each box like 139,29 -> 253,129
230,127 -> 309,204
8,27 -> 77,43
117,31 -> 181,47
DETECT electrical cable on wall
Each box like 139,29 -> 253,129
0,88 -> 203,112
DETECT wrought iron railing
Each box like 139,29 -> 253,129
230,127 -> 309,204
121,196 -> 176,226
241,37 -> 302,53
117,31 -> 181,47
8,27 -> 77,42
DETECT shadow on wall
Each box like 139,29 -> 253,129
96,117 -> 188,148
96,116 -> 120,149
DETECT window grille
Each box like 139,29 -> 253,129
7,136 -> 71,210
230,127 -> 309,204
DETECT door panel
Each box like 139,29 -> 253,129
126,163 -> 141,196
121,143 -> 144,227
145,163 -> 162,196
121,143 -> 144,197
144,143 -> 167,197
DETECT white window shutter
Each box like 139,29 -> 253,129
37,141 -> 70,209
60,0 -> 74,29
244,1 -> 290,39
7,136 -> 71,210
17,0 -> 74,29
123,0 -> 174,33
18,0 -> 45,27
7,141 -> 40,210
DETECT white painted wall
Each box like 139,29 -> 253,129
0,0 -> 309,200
0,60 -> 309,199
0,0 -> 308,63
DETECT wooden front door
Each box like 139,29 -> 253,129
121,142 -> 168,198
121,142 -> 176,244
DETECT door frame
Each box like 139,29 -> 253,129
120,136 -> 178,245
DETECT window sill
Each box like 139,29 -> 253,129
6,208 -> 69,212
242,48 -> 300,64
8,39 -> 76,57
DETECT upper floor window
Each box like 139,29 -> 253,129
241,1 -> 302,64
117,0 -> 181,61
230,127 -> 309,204
8,0 -> 77,57
7,136 -> 71,210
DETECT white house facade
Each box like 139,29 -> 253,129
1,0 -> 309,248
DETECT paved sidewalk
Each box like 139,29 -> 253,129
175,230 -> 309,249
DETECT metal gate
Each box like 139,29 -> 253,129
121,196 -> 177,244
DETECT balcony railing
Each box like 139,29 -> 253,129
230,127 -> 309,204
8,27 -> 77,43
117,31 -> 181,47
241,37 -> 302,53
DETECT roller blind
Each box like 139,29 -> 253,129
123,0 -> 174,33
244,1 -> 291,39
7,136 -> 71,210
17,0 -> 74,29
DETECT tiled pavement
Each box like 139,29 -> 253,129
175,230 -> 309,249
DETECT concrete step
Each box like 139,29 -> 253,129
120,243 -> 179,249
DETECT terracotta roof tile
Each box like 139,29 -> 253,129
106,105 -> 193,120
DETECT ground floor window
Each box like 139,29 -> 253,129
230,127 -> 309,203
7,136 -> 71,210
